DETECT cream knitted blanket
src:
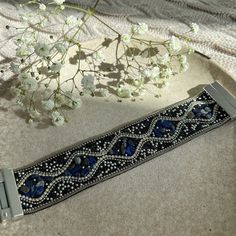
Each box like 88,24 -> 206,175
0,0 -> 235,75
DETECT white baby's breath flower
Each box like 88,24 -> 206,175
77,19 -> 83,27
16,45 -> 33,58
131,25 -> 138,35
93,51 -> 105,62
16,98 -> 25,107
18,72 -> 31,81
117,85 -> 132,98
55,43 -> 67,54
54,93 -> 66,108
65,16 -> 83,27
53,0 -> 65,5
18,73 -> 38,91
121,34 -> 131,44
178,55 -> 189,72
51,111 -> 65,126
180,62 -> 189,72
66,15 -> 77,26
158,53 -> 170,65
68,97 -> 81,109
161,67 -> 173,78
28,118 -> 34,125
10,62 -> 20,74
179,55 -> 187,63
16,33 -> 35,46
151,66 -> 160,79
131,23 -> 148,35
64,93 -> 82,109
19,13 -> 31,22
162,80 -> 170,87
99,88 -> 109,97
50,61 -> 63,72
81,74 -> 95,92
133,74 -> 144,88
150,70 -> 160,82
141,66 -> 160,80
188,47 -> 195,54
168,36 -> 182,52
19,78 -> 38,92
141,68 -> 152,78
39,4 -> 46,11
34,43 -> 50,57
28,109 -> 40,119
42,99 -> 55,111
190,23 -> 199,34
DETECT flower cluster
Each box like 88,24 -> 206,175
0,0 -> 199,126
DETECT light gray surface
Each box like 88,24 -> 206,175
0,52 -> 235,235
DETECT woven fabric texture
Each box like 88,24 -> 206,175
0,0 -> 235,76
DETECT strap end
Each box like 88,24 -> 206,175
0,169 -> 24,222
204,81 -> 236,120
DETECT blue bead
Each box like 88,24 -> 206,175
81,168 -> 89,177
192,104 -> 212,119
162,120 -> 174,129
35,181 -> 45,196
125,145 -> 133,156
67,165 -> 82,176
88,156 -> 97,166
110,139 -> 137,156
154,120 -> 175,137
124,140 -> 136,156
111,148 -> 118,155
20,174 -> 45,198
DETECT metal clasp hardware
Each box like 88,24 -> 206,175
204,81 -> 236,119
0,169 -> 24,222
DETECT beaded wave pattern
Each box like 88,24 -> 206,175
14,91 -> 230,214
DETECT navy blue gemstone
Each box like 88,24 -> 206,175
88,156 -> 97,166
125,140 -> 136,156
154,120 -> 175,137
20,174 -> 45,198
64,156 -> 97,177
65,164 -> 82,176
80,168 -> 89,177
192,104 -> 212,119
110,138 -> 137,156
162,120 -> 174,129
154,129 -> 162,137
110,148 -> 118,155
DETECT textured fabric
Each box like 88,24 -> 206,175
0,0 -> 235,75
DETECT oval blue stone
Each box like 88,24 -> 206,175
20,174 -> 45,198
125,140 -> 136,156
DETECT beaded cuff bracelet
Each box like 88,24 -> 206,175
0,81 -> 235,221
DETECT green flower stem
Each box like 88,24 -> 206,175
64,2 -> 120,36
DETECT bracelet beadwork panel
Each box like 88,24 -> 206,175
14,91 -> 230,214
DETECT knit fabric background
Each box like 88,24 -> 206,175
0,0 -> 235,75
